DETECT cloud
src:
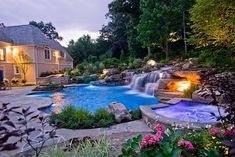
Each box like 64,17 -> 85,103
0,0 -> 112,46
60,28 -> 100,46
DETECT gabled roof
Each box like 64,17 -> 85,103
0,25 -> 73,61
0,30 -> 13,43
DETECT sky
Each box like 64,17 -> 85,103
0,0 -> 112,46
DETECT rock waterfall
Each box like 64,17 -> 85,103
129,68 -> 171,96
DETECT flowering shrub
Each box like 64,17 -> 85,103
119,123 -> 194,157
120,124 -> 235,157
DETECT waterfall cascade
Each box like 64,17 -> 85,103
129,68 -> 171,96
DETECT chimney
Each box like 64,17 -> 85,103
0,23 -> 5,28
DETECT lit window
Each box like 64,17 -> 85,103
0,48 -> 6,61
14,66 -> 20,75
45,47 -> 51,60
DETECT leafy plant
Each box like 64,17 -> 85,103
0,103 -> 58,157
40,136 -> 115,157
119,123 -> 193,157
130,108 -> 142,120
50,106 -> 116,129
183,83 -> 199,98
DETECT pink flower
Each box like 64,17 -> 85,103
178,140 -> 194,152
223,128 -> 235,137
210,128 -> 220,135
155,123 -> 165,133
140,133 -> 163,148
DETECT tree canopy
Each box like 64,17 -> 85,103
190,0 -> 235,49
29,21 -> 63,41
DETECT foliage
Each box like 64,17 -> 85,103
199,72 -> 235,156
119,123 -> 235,157
13,51 -> 32,81
40,136 -> 115,157
29,21 -> 63,41
130,108 -> 142,120
182,83 -> 199,98
67,35 -> 97,65
137,0 -> 194,59
50,106 -> 115,129
0,103 -> 57,157
198,46 -> 235,71
40,70 -> 65,77
190,0 -> 235,49
119,124 -> 190,157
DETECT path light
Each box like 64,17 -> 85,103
103,69 -> 109,75
177,81 -> 191,92
147,59 -> 157,66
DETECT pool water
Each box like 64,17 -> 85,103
153,100 -> 225,123
27,85 -> 157,113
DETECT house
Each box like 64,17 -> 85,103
0,24 -> 73,84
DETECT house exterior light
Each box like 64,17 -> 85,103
6,46 -> 11,53
13,48 -> 18,56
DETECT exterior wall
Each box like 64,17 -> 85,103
0,41 -> 73,84
35,46 -> 73,77
0,41 -> 14,81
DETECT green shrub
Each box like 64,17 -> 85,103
194,46 -> 234,71
40,70 -> 64,77
97,119 -> 113,128
94,108 -> 110,119
40,137 -> 115,157
182,84 -> 199,98
50,107 -> 115,129
131,108 -> 142,120
160,58 -> 169,64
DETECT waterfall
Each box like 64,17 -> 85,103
129,68 -> 171,96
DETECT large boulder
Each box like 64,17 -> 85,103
104,74 -> 125,85
108,102 -> 132,123
192,89 -> 213,104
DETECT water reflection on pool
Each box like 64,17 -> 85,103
27,85 -> 158,113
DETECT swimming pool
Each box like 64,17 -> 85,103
153,100 -> 225,123
27,85 -> 158,113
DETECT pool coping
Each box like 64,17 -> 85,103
140,98 -> 219,129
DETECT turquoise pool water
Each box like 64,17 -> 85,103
153,100 -> 225,123
27,85 -> 157,113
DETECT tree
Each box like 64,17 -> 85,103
108,0 -> 146,58
67,35 -> 96,65
190,0 -> 235,49
13,51 -> 32,81
29,21 -> 63,41
137,0 -> 194,59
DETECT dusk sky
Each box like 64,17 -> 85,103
0,0 -> 112,46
